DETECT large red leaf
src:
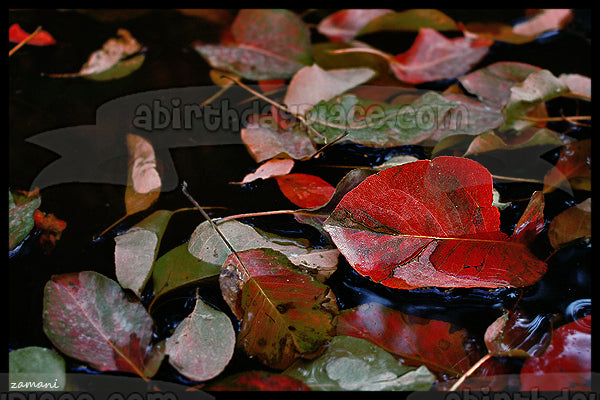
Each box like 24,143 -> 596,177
334,302 -> 488,378
323,156 -> 547,289
520,315 -> 591,391
220,248 -> 338,370
42,271 -> 162,379
207,370 -> 311,391
390,28 -> 492,84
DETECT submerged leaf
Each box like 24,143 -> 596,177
543,139 -> 591,194
42,271 -> 162,378
324,157 -> 547,289
9,189 -> 41,251
548,198 -> 591,249
166,297 -> 235,381
284,335 -> 435,391
207,370 -> 311,391
484,310 -> 553,357
220,248 -> 338,369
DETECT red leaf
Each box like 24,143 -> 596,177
520,315 -> 591,391
9,23 -> 56,46
334,302 -> 486,378
511,191 -> 545,246
390,28 -> 492,84
258,79 -> 286,93
207,370 -> 312,391
543,139 -> 591,194
42,271 -> 161,378
275,173 -> 336,209
317,9 -> 393,42
324,156 -> 547,289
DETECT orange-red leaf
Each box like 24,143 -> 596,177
9,23 -> 56,46
275,173 -> 336,209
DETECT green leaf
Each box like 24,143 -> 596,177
306,92 -> 459,147
114,210 -> 173,297
194,9 -> 311,80
9,189 -> 41,251
9,347 -> 66,391
358,9 -> 458,36
165,297 -> 235,381
284,336 -> 435,391
152,242 -> 221,299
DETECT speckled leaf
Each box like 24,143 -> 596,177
194,9 -> 311,80
165,297 -> 235,381
9,189 -> 41,251
306,92 -> 459,146
219,248 -> 338,370
9,347 -> 66,391
241,120 -> 316,162
324,156 -> 547,289
42,271 -> 163,379
114,210 -> 173,297
284,335 -> 435,391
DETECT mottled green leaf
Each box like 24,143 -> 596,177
284,336 -> 435,391
9,347 -> 66,391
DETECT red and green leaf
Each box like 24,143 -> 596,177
42,271 -> 163,379
324,156 -> 547,289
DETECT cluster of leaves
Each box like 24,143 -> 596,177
9,9 -> 591,392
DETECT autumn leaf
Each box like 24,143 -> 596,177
207,370 -> 311,391
358,9 -> 458,36
324,156 -> 547,289
334,302 -> 486,377
194,9 -> 312,80
543,139 -> 591,194
165,297 -> 235,381
512,9 -> 573,37
33,209 -> 67,253
390,28 -> 492,84
484,310 -> 553,357
9,188 -> 41,251
114,210 -> 173,297
9,24 -> 56,46
42,271 -> 164,379
235,158 -> 294,184
284,335 -> 435,391
125,134 -> 161,216
548,198 -> 591,249
48,29 -> 145,81
316,9 -> 393,42
275,173 -> 336,209
520,315 -> 591,391
219,248 -> 338,369
462,128 -> 564,157
9,347 -> 66,391
241,119 -> 316,163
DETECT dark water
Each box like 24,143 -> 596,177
9,9 -> 591,386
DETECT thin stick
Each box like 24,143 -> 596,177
216,209 -> 331,224
311,130 -> 350,159
9,25 -> 43,57
448,353 -> 493,391
181,181 -> 246,269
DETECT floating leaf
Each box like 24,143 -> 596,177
284,335 -> 435,391
463,128 -> 564,157
459,21 -> 534,44
520,315 -> 591,391
114,210 -> 173,297
194,9 -> 311,80
165,297 -> 235,381
9,347 -> 66,391
558,73 -> 591,99
484,310 -> 553,357
306,92 -> 459,147
543,139 -> 591,194
125,134 -> 161,216
9,24 -> 56,46
152,242 -> 221,299
324,156 -> 547,289
458,62 -> 542,108
236,158 -> 294,184
241,119 -> 316,163
512,9 -> 573,37
9,188 -> 41,251
275,173 -> 336,209
390,28 -> 492,84
33,209 -> 67,253
511,191 -> 546,246
42,271 -> 163,378
207,370 -> 311,391
316,9 -> 393,42
334,302 -> 484,377
358,9 -> 458,36
283,64 -> 376,116
220,248 -> 338,369
548,198 -> 591,249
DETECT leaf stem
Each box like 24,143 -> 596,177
448,353 -> 492,391
9,25 -> 43,57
